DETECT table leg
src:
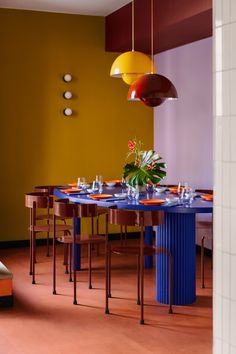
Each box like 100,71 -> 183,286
144,226 -> 153,269
156,212 -> 196,305
72,217 -> 81,270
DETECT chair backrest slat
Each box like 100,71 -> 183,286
78,204 -> 98,218
25,192 -> 53,208
136,211 -> 164,227
53,200 -> 98,218
34,185 -> 62,195
54,199 -> 78,218
109,209 -> 137,226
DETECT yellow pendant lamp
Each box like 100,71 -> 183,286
110,0 -> 156,85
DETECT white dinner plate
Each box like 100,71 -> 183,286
114,193 -> 127,198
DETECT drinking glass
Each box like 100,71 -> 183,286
146,184 -> 154,194
133,185 -> 140,200
92,180 -> 99,192
127,185 -> 133,200
79,177 -> 87,191
121,177 -> 128,193
127,184 -> 139,200
95,175 -> 103,193
183,185 -> 193,206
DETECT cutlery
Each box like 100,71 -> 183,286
104,198 -> 127,202
167,203 -> 184,207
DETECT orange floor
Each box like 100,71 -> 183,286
0,242 -> 212,354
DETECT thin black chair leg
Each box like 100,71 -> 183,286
29,230 -> 33,276
137,255 -> 140,305
53,216 -> 56,295
140,225 -> 144,325
201,236 -> 205,289
46,231 -> 50,257
108,247 -> 111,298
88,244 -> 92,289
105,216 -> 109,314
73,217 -> 77,305
32,232 -> 36,284
69,243 -> 72,282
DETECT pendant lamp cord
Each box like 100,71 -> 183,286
151,0 -> 154,73
132,0 -> 134,51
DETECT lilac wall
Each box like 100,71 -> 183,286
154,38 -> 213,190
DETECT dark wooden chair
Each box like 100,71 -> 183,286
34,185 -> 66,256
94,206 -> 127,254
106,208 -> 173,325
195,189 -> 213,288
53,199 -> 109,306
25,192 -> 71,284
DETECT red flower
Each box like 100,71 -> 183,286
128,140 -> 136,152
146,161 -> 156,171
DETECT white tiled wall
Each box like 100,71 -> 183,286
214,0 -> 236,353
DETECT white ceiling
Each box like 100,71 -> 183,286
0,0 -> 131,16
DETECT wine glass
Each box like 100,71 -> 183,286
177,182 -> 183,201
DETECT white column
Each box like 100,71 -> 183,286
213,0 -> 236,353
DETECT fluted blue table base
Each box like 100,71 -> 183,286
156,212 -> 196,305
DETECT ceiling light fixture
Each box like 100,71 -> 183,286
127,0 -> 178,107
110,0 -> 156,85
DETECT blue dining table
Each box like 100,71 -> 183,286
54,186 -> 213,306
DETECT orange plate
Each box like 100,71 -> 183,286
89,194 -> 113,200
201,195 -> 213,201
105,179 -> 121,185
168,186 -> 183,194
139,199 -> 166,205
62,188 -> 82,194
68,182 -> 77,187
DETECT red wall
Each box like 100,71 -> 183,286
106,0 -> 212,54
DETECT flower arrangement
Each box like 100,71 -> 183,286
123,138 -> 167,187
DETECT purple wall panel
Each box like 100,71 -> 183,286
154,38 -> 213,190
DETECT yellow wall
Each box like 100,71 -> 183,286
0,9 -> 153,241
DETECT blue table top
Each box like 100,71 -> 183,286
54,186 -> 213,214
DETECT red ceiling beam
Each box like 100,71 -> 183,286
105,0 -> 212,54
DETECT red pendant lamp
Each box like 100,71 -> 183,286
127,0 -> 178,107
